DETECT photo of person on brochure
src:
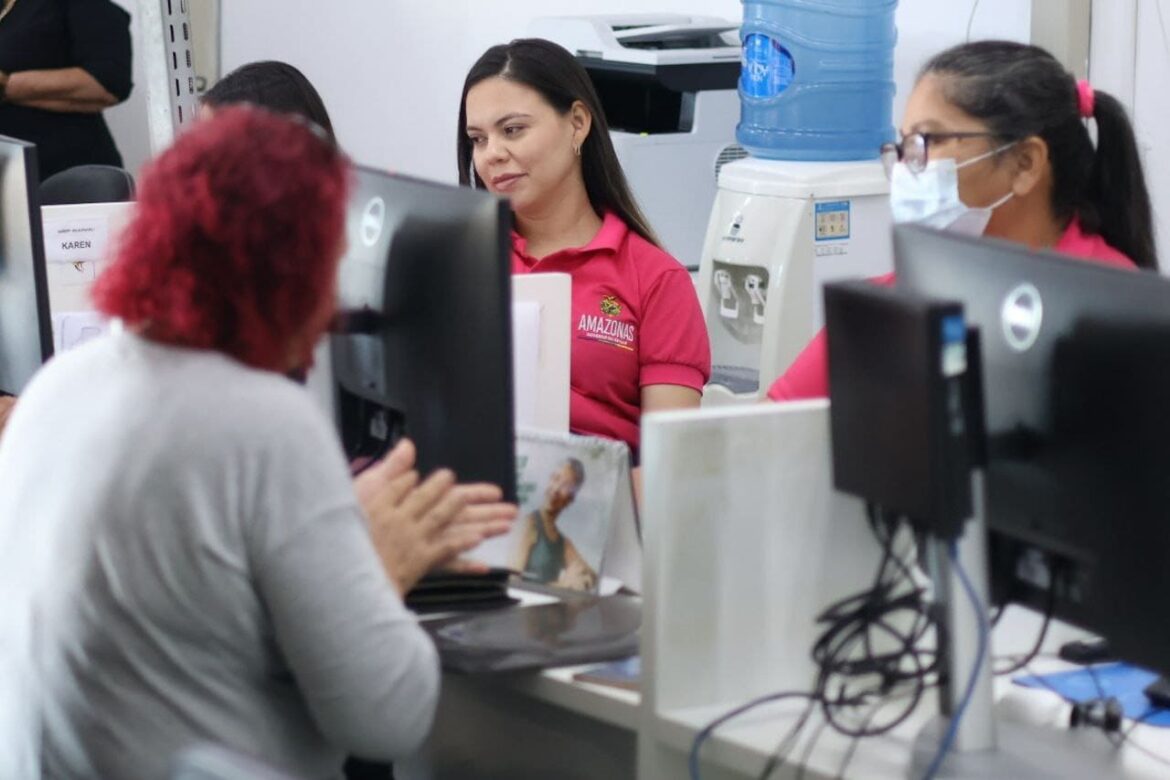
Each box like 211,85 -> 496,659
510,458 -> 599,591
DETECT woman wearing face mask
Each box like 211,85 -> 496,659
766,39 -> 1156,402
459,39 -> 711,458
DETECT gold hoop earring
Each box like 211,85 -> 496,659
573,144 -> 581,157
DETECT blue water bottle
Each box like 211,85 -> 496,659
737,0 -> 898,161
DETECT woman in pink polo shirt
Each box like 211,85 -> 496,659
458,38 -> 711,456
768,40 -> 1157,402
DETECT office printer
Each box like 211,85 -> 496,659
530,15 -> 744,270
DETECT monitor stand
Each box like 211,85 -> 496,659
913,474 -> 1129,779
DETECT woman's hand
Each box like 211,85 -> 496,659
356,439 -> 516,595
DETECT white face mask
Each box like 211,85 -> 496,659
889,144 -> 1016,236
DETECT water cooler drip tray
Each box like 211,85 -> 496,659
708,260 -> 770,394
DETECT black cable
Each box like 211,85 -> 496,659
1111,707 -> 1170,767
793,716 -> 831,780
1119,704 -> 1163,742
757,623 -> 883,780
756,624 -> 887,780
754,694 -> 820,780
1021,659 -> 1118,745
1017,661 -> 1170,768
834,696 -> 888,780
994,565 -> 1060,676
1018,659 -> 1068,699
817,619 -> 931,739
744,508 -> 943,780
756,629 -> 882,780
810,512 -> 942,743
1084,662 -> 1107,701
689,691 -> 818,780
1117,730 -> 1170,768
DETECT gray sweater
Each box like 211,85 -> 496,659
0,330 -> 438,779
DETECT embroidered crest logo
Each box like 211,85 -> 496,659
579,294 -> 636,351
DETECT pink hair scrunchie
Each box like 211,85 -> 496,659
1076,79 -> 1095,119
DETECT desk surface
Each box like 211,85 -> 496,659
417,592 -> 1170,779
420,586 -> 642,730
670,605 -> 1170,779
491,587 -> 641,730
403,587 -> 642,780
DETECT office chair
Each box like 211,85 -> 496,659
39,164 -> 135,206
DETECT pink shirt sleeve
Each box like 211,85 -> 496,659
639,268 -> 712,391
765,327 -> 829,401
765,273 -> 895,402
764,234 -> 1135,404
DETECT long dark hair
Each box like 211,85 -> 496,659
456,38 -> 659,246
203,61 -> 336,144
922,41 -> 1157,270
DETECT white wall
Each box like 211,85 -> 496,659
1089,0 -> 1170,272
1133,0 -> 1170,269
892,0 -> 1032,124
103,0 -> 152,177
102,0 -> 221,179
219,1 -> 1031,183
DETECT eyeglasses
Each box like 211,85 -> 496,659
879,132 -> 1005,178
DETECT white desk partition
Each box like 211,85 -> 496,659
41,202 -> 134,351
512,273 -> 571,433
638,400 -> 884,779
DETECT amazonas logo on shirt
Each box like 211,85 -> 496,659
578,294 -> 636,351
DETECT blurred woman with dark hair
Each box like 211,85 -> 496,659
201,59 -> 336,143
0,107 -> 512,778
0,61 -> 336,448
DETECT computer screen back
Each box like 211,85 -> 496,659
0,136 -> 51,395
331,167 -> 516,500
895,225 -> 1170,534
895,226 -> 1170,435
894,225 -> 1170,652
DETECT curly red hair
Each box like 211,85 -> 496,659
93,106 -> 350,371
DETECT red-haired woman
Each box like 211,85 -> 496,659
0,107 -> 513,779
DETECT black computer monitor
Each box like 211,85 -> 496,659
894,223 -> 1170,673
0,135 -> 52,395
330,166 -> 516,501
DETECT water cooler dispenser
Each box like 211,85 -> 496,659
700,0 -> 898,404
699,158 -> 892,402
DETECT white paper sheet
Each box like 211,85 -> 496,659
511,301 -> 542,429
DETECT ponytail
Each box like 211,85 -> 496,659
1085,90 -> 1157,270
922,41 -> 1159,270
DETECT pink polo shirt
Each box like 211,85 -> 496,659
512,212 -> 711,453
766,219 -> 1136,402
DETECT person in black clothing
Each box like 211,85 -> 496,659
0,0 -> 133,180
